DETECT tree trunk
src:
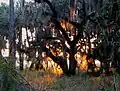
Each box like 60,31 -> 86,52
9,0 -> 16,67
18,27 -> 24,70
69,52 -> 77,75
57,51 -> 77,76
58,58 -> 69,76
20,53 -> 24,70
0,48 -> 2,56
19,0 -> 25,70
58,56 -> 77,76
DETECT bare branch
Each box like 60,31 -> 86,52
35,0 -> 71,44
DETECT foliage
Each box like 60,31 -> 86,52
21,70 -> 56,91
52,0 -> 69,18
51,73 -> 120,91
0,0 -> 119,76
0,56 -> 17,91
21,70 -> 120,91
0,56 -> 36,91
0,3 -> 9,37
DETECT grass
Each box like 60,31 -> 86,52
21,70 -> 120,91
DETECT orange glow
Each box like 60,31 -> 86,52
75,53 -> 88,71
60,20 -> 67,30
79,55 -> 88,71
42,52 -> 97,76
50,48 -> 63,57
50,49 -> 57,56
76,53 -> 100,72
42,57 -> 63,77
52,65 -> 63,77
70,8 -> 75,20
60,20 -> 74,31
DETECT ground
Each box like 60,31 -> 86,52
21,70 -> 120,91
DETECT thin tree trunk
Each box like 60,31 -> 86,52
9,0 -> 16,67
19,0 -> 25,70
0,48 -> 2,56
19,27 -> 24,70
20,53 -> 24,70
26,27 -> 30,47
2,0 -> 16,90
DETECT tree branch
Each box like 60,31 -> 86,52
52,19 -> 71,44
35,0 -> 71,44
44,0 -> 57,17
43,46 -> 64,65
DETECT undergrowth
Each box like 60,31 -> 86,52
0,56 -> 35,91
0,56 -> 120,91
22,69 -> 120,91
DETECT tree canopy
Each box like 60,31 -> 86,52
0,0 -> 120,76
